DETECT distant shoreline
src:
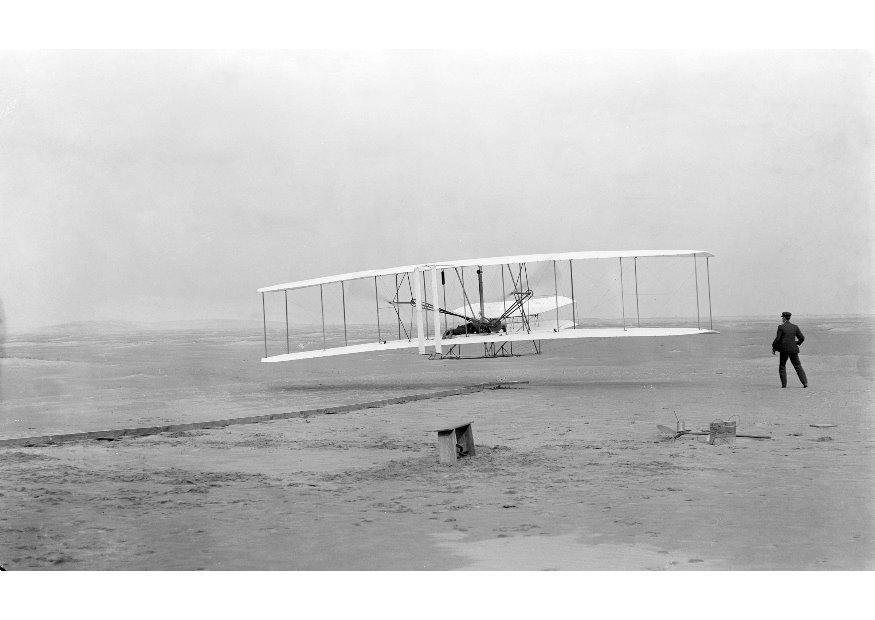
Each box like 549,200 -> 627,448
5,314 -> 875,338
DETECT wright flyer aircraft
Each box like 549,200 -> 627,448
258,250 -> 716,363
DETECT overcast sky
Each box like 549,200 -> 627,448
0,50 -> 872,332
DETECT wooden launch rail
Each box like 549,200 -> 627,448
0,381 -> 527,448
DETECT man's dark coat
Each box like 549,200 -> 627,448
772,321 -> 805,354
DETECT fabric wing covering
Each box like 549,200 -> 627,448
257,250 -> 717,362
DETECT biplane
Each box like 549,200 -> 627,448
257,250 -> 717,362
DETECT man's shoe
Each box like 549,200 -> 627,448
803,384 -> 808,388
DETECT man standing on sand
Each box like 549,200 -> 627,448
772,311 -> 808,388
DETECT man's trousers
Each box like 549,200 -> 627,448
779,351 -> 808,387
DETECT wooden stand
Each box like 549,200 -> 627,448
435,421 -> 475,465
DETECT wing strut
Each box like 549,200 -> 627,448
569,259 -> 576,329
522,262 -> 539,351
553,260 -> 560,331
406,274 -> 415,339
413,268 -> 425,354
393,274 -> 404,340
502,265 -> 512,354
619,258 -> 626,330
284,290 -> 290,354
633,257 -> 640,327
430,266 -> 442,355
706,257 -> 713,330
460,268 -> 467,336
423,272 -> 430,338
693,256 -> 701,330
262,292 -> 267,358
341,281 -> 348,346
477,266 -> 485,319
501,265 -> 507,314
441,270 -> 448,334
374,276 -> 382,343
320,284 -> 326,349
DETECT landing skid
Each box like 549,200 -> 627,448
428,340 -> 542,360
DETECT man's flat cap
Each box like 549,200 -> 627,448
781,311 -> 792,318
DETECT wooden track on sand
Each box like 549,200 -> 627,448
0,381 -> 527,448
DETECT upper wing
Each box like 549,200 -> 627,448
257,250 -> 713,293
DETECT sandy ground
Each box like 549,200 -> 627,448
0,317 -> 872,570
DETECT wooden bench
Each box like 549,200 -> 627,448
433,421 -> 475,465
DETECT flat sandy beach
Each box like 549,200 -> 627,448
1,317 -> 872,570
